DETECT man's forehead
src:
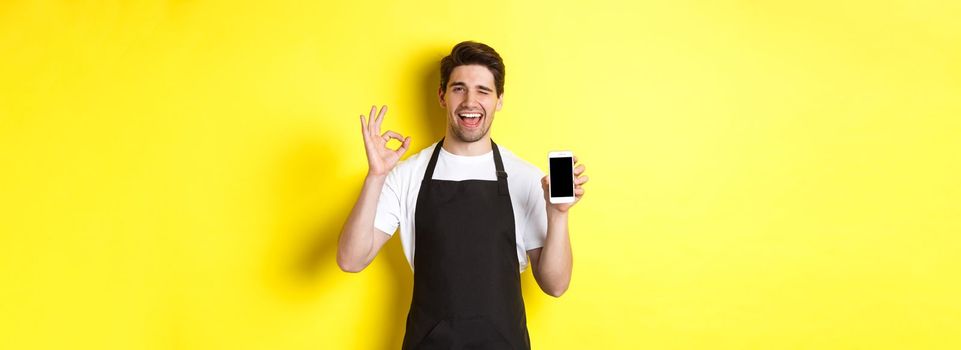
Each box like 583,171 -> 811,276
450,65 -> 495,85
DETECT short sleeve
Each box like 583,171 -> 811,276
522,171 -> 548,251
373,170 -> 402,236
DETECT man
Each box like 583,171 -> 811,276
337,41 -> 588,349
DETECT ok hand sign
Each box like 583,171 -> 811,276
360,105 -> 411,177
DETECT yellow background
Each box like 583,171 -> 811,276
2,0 -> 959,349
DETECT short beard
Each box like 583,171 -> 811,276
450,123 -> 489,143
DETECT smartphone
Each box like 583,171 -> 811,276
548,151 -> 575,204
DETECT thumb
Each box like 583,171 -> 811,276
395,136 -> 411,156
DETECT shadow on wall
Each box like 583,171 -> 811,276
260,124 -> 412,347
414,48 -> 449,146
260,130 -> 356,300
248,126 -> 400,348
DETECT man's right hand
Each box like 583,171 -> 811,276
360,105 -> 410,177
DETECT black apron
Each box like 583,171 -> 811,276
401,138 -> 531,350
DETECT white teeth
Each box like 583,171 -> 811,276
459,113 -> 481,118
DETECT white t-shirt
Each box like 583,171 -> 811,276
374,142 -> 548,273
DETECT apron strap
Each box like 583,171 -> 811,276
490,139 -> 510,196
421,138 -> 445,187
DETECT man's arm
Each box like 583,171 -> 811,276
337,175 -> 394,272
528,158 -> 588,297
336,105 -> 410,273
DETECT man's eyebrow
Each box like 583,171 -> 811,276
449,81 -> 493,92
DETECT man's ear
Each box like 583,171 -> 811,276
438,88 -> 446,108
496,94 -> 504,111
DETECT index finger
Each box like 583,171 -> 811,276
574,164 -> 586,176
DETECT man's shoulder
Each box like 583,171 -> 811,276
498,145 -> 545,181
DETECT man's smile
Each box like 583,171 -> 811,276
457,111 -> 484,128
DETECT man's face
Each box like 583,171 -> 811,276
439,64 -> 503,143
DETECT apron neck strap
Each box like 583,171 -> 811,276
490,139 -> 510,196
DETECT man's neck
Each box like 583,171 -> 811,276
442,131 -> 492,156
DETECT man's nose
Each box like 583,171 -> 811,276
463,92 -> 482,107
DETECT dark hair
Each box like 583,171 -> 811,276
440,41 -> 505,96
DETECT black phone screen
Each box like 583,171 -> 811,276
549,157 -> 574,197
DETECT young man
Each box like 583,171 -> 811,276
337,41 -> 588,349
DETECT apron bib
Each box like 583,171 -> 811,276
401,138 -> 531,350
